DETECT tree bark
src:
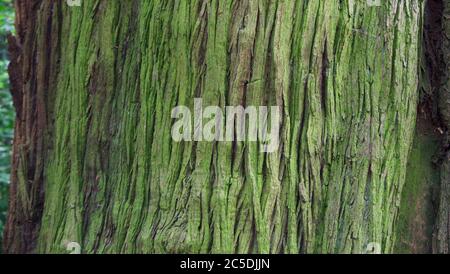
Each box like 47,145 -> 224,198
432,0 -> 450,254
4,0 -> 425,254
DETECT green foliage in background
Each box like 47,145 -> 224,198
0,0 -> 14,252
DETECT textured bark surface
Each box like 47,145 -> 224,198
4,0 -> 424,254
394,0 -> 444,254
394,118 -> 439,253
432,0 -> 450,254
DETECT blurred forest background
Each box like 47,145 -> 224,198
0,0 -> 14,253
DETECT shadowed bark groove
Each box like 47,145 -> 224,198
433,0 -> 450,254
394,0 -> 444,254
4,0 -> 424,254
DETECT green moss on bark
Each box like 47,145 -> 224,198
395,120 -> 440,253
5,0 -> 425,254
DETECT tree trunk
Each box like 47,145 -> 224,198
432,0 -> 450,254
4,0 -> 426,254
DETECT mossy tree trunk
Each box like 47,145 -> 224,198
393,0 -> 450,254
432,0 -> 450,254
4,0 -> 425,254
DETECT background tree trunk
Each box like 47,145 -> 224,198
432,0 -> 450,253
4,0 -> 426,254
